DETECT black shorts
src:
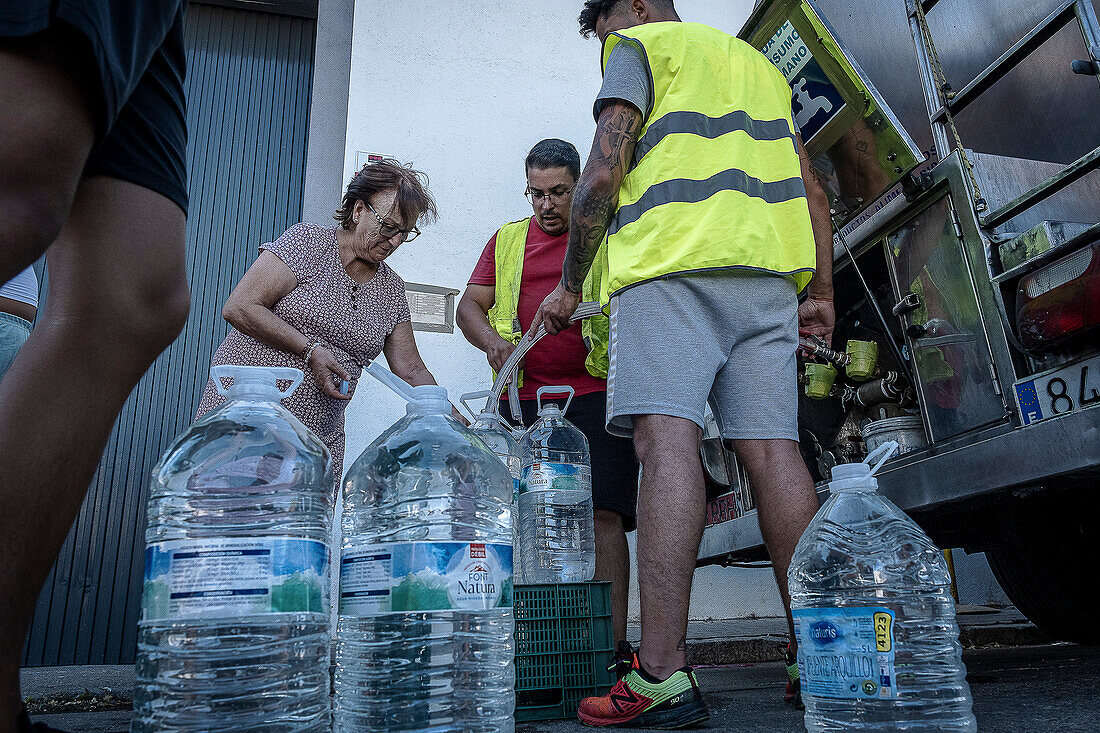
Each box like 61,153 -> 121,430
0,1 -> 188,214
505,391 -> 640,532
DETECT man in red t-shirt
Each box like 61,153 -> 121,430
457,139 -> 638,658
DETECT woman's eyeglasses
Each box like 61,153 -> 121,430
365,200 -> 421,242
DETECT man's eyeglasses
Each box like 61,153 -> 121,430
525,184 -> 576,205
366,200 -> 421,242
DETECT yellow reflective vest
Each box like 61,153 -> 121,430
486,217 -> 610,379
600,22 -> 816,299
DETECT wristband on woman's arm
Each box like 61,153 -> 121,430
302,341 -> 323,364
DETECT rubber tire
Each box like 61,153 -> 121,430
985,499 -> 1096,644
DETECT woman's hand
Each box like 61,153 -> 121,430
307,345 -> 352,400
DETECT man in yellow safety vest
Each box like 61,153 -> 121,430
457,139 -> 639,661
533,1 -> 836,727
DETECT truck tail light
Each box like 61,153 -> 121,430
1016,242 -> 1100,350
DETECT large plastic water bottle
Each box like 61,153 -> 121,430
518,386 -> 595,584
335,383 -> 515,733
463,390 -> 524,583
788,442 -> 976,732
133,366 -> 334,732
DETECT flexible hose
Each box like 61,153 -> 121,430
490,301 -> 606,406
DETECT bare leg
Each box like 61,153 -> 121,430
0,34 -> 95,283
633,415 -> 705,680
0,178 -> 189,727
0,35 -> 96,727
593,509 -> 630,646
730,438 -> 819,653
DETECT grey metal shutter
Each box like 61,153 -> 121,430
23,3 -> 317,666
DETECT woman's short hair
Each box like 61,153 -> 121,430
334,160 -> 438,231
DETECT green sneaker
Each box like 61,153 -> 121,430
578,654 -> 710,729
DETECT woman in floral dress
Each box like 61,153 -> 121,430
197,160 -> 443,488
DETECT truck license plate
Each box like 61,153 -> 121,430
1014,355 -> 1100,426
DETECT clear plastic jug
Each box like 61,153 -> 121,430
335,376 -> 515,732
789,442 -> 976,732
518,386 -> 595,584
133,365 -> 334,732
462,390 -> 524,583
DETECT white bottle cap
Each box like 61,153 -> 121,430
830,462 -> 872,481
829,462 -> 876,493
410,385 -> 451,414
829,441 -> 900,492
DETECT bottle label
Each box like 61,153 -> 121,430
340,542 -> 513,615
792,607 -> 897,700
141,537 -> 330,621
520,462 -> 591,495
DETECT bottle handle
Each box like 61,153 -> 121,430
536,385 -> 575,417
211,365 -> 234,396
459,390 -> 493,421
270,367 -> 305,397
865,440 -> 900,476
211,365 -> 303,398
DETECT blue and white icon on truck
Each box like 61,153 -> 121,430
760,21 -> 846,143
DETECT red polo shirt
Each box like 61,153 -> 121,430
468,217 -> 606,400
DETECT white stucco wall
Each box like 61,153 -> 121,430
340,0 -> 758,460
334,0 -> 1007,621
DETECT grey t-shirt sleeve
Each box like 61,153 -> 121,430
594,41 -> 652,122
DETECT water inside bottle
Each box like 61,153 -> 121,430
464,391 -> 524,584
518,394 -> 595,585
133,366 -> 333,733
788,443 -> 976,732
335,383 -> 515,733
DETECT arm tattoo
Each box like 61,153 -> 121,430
562,104 -> 642,293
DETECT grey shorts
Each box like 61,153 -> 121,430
606,271 -> 800,440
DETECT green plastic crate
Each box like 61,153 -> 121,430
514,581 -> 616,722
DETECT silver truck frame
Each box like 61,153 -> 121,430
699,0 -> 1100,643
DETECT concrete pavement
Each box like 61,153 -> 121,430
520,644 -> 1098,732
20,645 -> 1097,732
18,608 -> 1081,733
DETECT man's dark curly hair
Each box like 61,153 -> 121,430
578,0 -> 675,38
578,0 -> 622,38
